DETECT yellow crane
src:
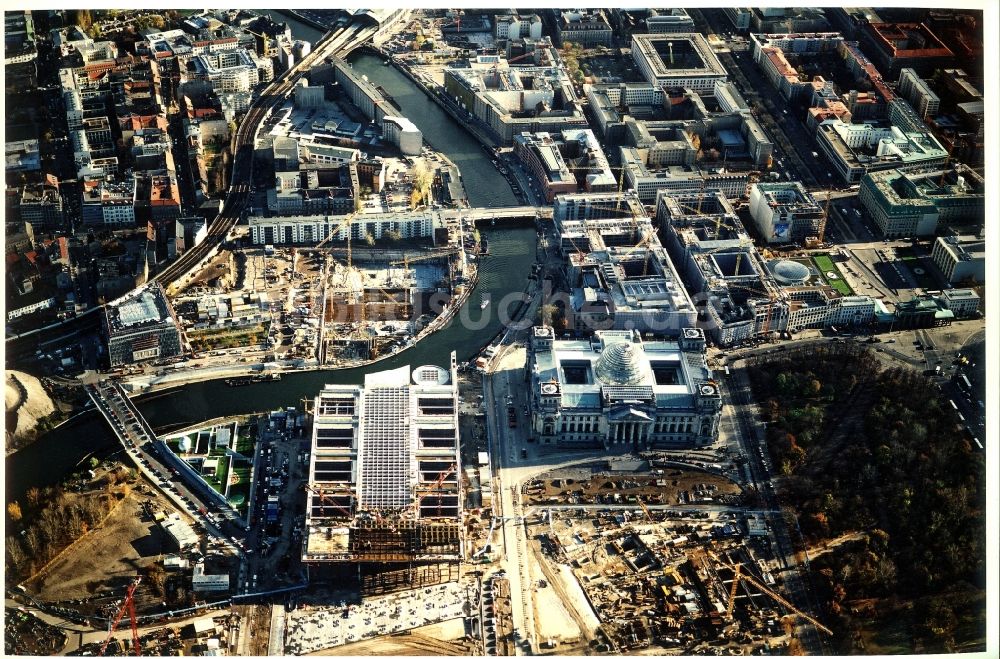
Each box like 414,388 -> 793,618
719,555 -> 834,636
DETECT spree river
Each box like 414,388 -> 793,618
6,23 -> 532,501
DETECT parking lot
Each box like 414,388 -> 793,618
283,581 -> 469,653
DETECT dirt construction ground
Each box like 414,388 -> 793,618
26,484 -> 188,604
307,619 -> 474,656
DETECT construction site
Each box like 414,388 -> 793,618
301,359 -> 466,595
522,495 -> 830,653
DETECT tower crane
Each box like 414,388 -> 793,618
98,576 -> 142,657
303,483 -> 354,519
719,555 -> 834,636
411,462 -> 458,518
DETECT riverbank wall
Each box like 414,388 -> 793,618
360,45 -> 501,150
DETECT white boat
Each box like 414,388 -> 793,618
480,299 -> 490,309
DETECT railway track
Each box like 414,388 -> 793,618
6,24 -> 377,358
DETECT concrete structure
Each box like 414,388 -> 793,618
557,216 -> 697,335
248,210 -> 441,246
858,166 -> 985,238
192,564 -> 230,593
815,118 -> 948,183
552,191 -> 645,224
302,357 -> 462,570
785,289 -> 884,331
494,13 -> 543,40
722,8 -> 752,31
528,327 -> 722,448
294,79 -> 326,109
631,33 -> 727,95
555,10 -> 612,47
748,182 -> 825,244
18,183 -> 64,229
81,177 -> 137,227
443,57 -> 586,144
620,147 -> 749,202
103,283 -> 182,367
161,513 -> 198,551
382,116 -> 422,156
860,22 -> 954,77
938,288 -> 980,318
512,132 -> 576,202
645,9 -> 696,33
656,191 -> 787,346
897,68 -> 940,120
932,234 -> 985,284
750,32 -> 844,101
188,49 -> 272,93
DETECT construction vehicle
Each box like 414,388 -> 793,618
98,576 -> 142,657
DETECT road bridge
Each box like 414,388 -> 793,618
85,381 -> 247,538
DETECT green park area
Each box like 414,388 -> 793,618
812,254 -> 853,296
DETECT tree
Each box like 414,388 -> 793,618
7,501 -> 22,522
25,487 -> 41,510
539,304 -> 557,326
89,457 -> 101,469
365,232 -> 375,247
143,563 -> 166,597
6,537 -> 28,573
384,229 -> 402,242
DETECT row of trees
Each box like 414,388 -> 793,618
747,345 -> 986,652
6,481 -> 126,580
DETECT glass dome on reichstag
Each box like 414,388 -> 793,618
595,342 -> 646,385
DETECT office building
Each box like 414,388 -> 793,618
858,166 -> 985,238
815,118 -> 948,183
18,183 -> 64,230
938,289 -> 980,318
897,68 -> 940,120
248,210 -> 441,246
494,13 -> 543,40
557,216 -> 697,335
631,33 -> 727,95
555,10 -> 612,47
302,358 -> 462,584
621,148 -> 749,202
748,182 -> 826,244
528,327 -> 722,448
443,57 -> 586,144
932,234 -> 985,284
104,283 -> 182,367
656,190 -> 787,346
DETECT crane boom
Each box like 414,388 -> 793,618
720,558 -> 834,636
98,576 -> 142,657
304,484 -> 354,519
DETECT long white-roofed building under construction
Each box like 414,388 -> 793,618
528,327 -> 721,448
302,356 -> 463,589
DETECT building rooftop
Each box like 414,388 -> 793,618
106,283 -> 176,334
632,33 -> 726,79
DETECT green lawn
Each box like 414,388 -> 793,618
813,254 -> 853,296
234,423 -> 258,457
228,464 -> 252,515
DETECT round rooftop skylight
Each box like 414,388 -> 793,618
770,259 -> 811,285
